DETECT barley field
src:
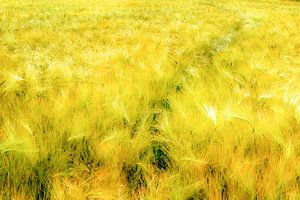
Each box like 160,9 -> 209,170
0,0 -> 299,199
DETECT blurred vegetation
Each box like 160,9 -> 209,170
0,0 -> 299,199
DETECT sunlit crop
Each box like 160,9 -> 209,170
0,0 -> 299,199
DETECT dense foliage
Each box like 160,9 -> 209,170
0,0 -> 299,199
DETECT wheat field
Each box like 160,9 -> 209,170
0,0 -> 299,199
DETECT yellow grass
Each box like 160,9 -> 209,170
0,0 -> 299,199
